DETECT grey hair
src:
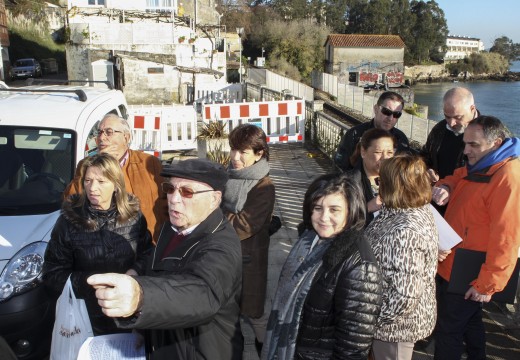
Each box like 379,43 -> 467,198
468,116 -> 511,143
100,113 -> 132,144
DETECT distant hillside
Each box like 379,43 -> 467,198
7,9 -> 65,68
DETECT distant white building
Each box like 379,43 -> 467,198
444,35 -> 485,62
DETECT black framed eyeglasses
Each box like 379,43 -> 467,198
379,106 -> 402,119
161,182 -> 214,198
95,128 -> 124,137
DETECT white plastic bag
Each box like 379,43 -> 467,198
50,276 -> 94,360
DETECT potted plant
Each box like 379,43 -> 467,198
188,36 -> 197,44
178,36 -> 185,43
196,121 -> 230,165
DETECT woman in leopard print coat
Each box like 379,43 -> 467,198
365,155 -> 438,360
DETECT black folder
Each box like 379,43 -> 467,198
447,248 -> 520,304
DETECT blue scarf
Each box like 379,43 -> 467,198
262,230 -> 330,360
467,137 -> 520,174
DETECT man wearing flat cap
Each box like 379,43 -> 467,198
87,158 -> 243,360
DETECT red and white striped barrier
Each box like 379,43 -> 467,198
131,114 -> 161,158
202,100 -> 305,144
128,105 -> 198,158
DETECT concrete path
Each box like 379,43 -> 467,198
243,142 -> 520,360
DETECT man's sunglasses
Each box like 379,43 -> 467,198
379,106 -> 402,119
161,182 -> 214,198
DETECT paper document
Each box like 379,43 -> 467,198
429,204 -> 462,251
77,333 -> 145,360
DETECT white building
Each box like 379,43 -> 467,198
444,35 -> 485,62
67,0 -> 177,13
63,0 -> 226,104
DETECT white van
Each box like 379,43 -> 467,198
0,85 -> 128,359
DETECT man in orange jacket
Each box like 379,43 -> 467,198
432,116 -> 520,360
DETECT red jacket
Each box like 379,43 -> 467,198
437,157 -> 520,295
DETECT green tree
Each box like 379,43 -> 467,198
322,0 -> 350,33
468,52 -> 509,74
388,0 -> 415,62
489,36 -> 520,63
268,0 -> 313,21
409,0 -> 448,64
446,52 -> 509,75
249,18 -> 330,80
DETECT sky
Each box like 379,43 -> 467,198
434,0 -> 520,49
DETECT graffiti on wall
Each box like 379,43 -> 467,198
357,71 -> 404,87
386,71 -> 404,85
358,72 -> 380,86
348,60 -> 381,71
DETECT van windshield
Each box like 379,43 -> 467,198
0,126 -> 75,215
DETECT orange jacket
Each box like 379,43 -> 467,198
437,157 -> 520,295
64,150 -> 167,243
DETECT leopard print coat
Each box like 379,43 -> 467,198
365,204 -> 438,343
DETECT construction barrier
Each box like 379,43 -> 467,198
202,99 -> 305,144
128,105 -> 197,158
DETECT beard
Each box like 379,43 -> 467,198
446,123 -> 466,136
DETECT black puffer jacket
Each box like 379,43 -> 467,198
295,229 -> 383,360
43,194 -> 152,335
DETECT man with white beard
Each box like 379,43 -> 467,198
421,87 -> 479,184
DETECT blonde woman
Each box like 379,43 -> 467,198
365,155 -> 438,360
43,153 -> 152,335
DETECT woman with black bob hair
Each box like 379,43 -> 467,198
221,124 -> 276,353
262,173 -> 383,360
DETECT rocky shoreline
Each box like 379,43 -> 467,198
413,71 -> 520,84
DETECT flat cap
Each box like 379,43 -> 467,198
161,158 -> 228,192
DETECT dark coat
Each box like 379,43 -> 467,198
334,120 -> 411,172
118,208 -> 243,360
348,164 -> 377,227
421,119 -> 467,179
295,229 -> 383,359
43,194 -> 152,335
226,175 -> 275,318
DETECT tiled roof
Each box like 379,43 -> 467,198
326,34 -> 405,48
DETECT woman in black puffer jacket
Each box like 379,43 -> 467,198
43,153 -> 152,335
263,173 -> 383,360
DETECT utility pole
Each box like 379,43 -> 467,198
236,28 -> 244,83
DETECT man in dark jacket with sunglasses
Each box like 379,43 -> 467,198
334,91 -> 411,172
87,159 -> 243,360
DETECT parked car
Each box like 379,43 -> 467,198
0,85 -> 128,359
40,58 -> 59,75
11,58 -> 42,79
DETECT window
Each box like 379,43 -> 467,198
146,0 -> 173,12
88,0 -> 105,5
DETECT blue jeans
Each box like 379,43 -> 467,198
434,276 -> 486,360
